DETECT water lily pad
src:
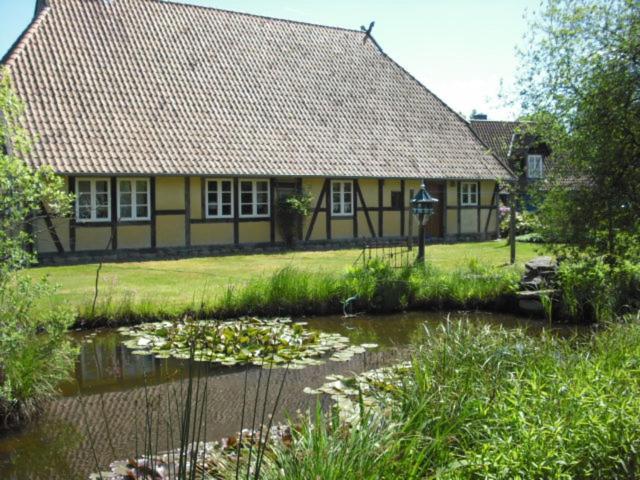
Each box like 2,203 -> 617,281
119,317 -> 371,369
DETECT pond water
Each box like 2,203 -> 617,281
0,311 -> 564,480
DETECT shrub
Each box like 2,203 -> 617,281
0,273 -> 76,429
275,191 -> 313,247
499,209 -> 541,237
558,255 -> 640,322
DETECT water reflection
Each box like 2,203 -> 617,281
0,311 -> 566,479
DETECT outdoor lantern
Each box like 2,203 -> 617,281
411,183 -> 439,261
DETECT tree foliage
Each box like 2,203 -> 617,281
0,68 -> 75,429
0,68 -> 72,269
276,191 -> 312,247
518,0 -> 640,260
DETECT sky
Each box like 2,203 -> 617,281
0,0 -> 538,120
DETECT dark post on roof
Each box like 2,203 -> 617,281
470,113 -> 488,120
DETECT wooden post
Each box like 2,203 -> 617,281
184,177 -> 191,247
509,192 -> 516,264
408,188 -> 414,250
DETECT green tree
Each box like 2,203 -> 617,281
0,69 -> 76,428
518,0 -> 640,261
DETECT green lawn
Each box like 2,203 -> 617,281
26,241 -> 543,314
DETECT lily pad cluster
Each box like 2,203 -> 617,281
304,362 -> 412,422
118,317 -> 378,369
90,424 -> 293,480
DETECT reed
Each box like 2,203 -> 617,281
266,316 -> 640,479
75,260 -> 521,328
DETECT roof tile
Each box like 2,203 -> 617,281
6,0 -> 511,180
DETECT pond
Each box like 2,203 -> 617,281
0,311 -> 563,479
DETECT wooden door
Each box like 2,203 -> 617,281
424,181 -> 444,238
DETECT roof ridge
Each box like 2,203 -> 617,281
152,0 -> 365,36
1,3 -> 50,67
369,40 -> 514,179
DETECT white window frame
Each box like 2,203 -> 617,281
239,179 -> 270,218
205,178 -> 234,219
460,182 -> 478,206
527,154 -> 544,179
117,178 -> 151,221
75,177 -> 111,222
331,180 -> 354,217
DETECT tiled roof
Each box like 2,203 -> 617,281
469,120 -> 519,164
4,0 -> 512,180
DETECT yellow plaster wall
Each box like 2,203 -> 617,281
118,225 -> 151,249
156,215 -> 185,247
384,211 -> 401,237
34,217 -> 71,253
446,209 -> 458,235
357,179 -> 378,208
460,209 -> 478,234
357,211 -> 376,238
301,178 -> 327,241
190,177 -> 202,219
481,181 -> 496,205
192,223 -> 234,246
306,212 -> 327,241
156,177 -> 185,210
76,226 -> 111,251
384,179 -> 401,207
447,181 -> 459,206
331,219 -> 353,239
240,221 -> 270,243
302,177 -> 325,202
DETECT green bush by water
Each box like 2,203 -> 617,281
558,255 -> 640,322
267,317 -> 640,479
0,274 -> 76,429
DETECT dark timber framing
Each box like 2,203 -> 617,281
200,177 -> 206,222
325,179 -> 332,240
355,181 -> 376,237
110,176 -> 117,250
377,179 -> 384,237
150,177 -> 157,249
442,182 -> 448,236
476,181 -> 481,234
304,179 -> 328,241
295,178 -> 303,241
68,175 -> 76,252
484,183 -> 499,234
184,176 -> 191,247
456,181 -> 462,235
40,202 -> 64,253
270,177 -> 276,243
400,179 -> 405,236
353,179 -> 359,238
233,177 -> 239,245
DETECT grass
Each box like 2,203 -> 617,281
26,241 -> 542,321
266,316 -> 640,479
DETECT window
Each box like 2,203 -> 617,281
118,178 -> 150,221
76,178 -> 111,222
391,191 -> 403,209
331,181 -> 353,216
527,154 -> 544,179
460,182 -> 478,206
206,179 -> 233,218
239,179 -> 270,217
